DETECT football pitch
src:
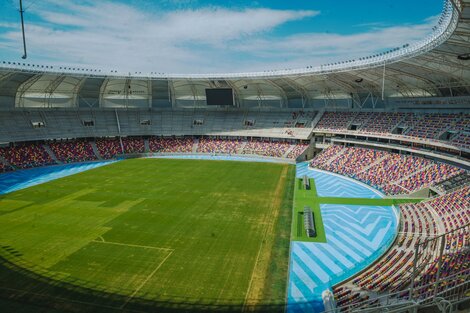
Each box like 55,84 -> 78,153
0,158 -> 296,312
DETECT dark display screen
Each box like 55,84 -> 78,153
205,88 -> 234,106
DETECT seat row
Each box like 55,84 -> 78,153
0,137 -> 310,171
332,185 -> 469,311
310,145 -> 464,195
314,112 -> 470,150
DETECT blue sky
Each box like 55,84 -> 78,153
0,0 -> 443,74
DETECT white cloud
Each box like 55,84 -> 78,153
237,24 -> 434,57
0,0 -> 437,74
26,0 -> 318,42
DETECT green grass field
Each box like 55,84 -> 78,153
291,178 -> 326,243
0,159 -> 296,312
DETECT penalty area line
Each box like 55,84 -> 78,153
91,240 -> 174,251
120,250 -> 174,309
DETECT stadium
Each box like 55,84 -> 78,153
0,0 -> 469,312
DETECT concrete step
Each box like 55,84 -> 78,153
192,138 -> 199,153
90,141 -> 103,160
42,144 -> 61,164
144,138 -> 150,153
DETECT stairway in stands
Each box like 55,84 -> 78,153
0,156 -> 13,170
283,144 -> 297,158
192,138 -> 199,153
90,141 -> 103,160
325,146 -> 346,166
310,109 -> 324,129
391,164 -> 434,189
42,144 -> 61,164
144,138 -> 150,153
356,155 -> 390,175
237,141 -> 247,154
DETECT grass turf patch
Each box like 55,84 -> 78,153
0,158 -> 295,311
257,165 -> 296,311
291,177 -> 327,243
50,241 -> 173,295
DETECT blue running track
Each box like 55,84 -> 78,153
296,162 -> 382,199
0,161 -> 117,194
287,163 -> 399,313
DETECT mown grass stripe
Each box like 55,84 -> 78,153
291,177 -> 326,243
0,158 -> 294,311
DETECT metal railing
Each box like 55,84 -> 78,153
324,223 -> 469,313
